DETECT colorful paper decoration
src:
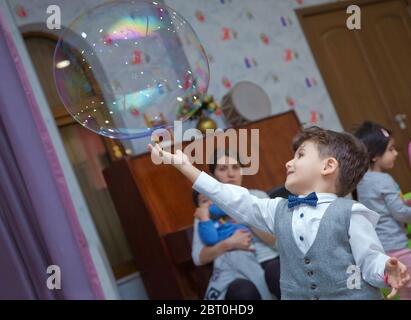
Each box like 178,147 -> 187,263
280,16 -> 293,27
286,96 -> 295,108
222,76 -> 232,89
310,111 -> 318,124
309,111 -> 323,125
221,28 -> 237,41
222,27 -> 231,40
195,10 -> 205,22
15,5 -> 27,18
305,77 -> 318,88
244,57 -> 258,68
284,49 -> 298,62
260,33 -> 269,45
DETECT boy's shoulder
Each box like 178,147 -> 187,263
249,189 -> 269,199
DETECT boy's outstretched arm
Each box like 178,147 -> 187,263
350,205 -> 411,299
148,143 -> 201,182
148,143 -> 280,234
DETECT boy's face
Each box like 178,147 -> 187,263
285,140 -> 328,195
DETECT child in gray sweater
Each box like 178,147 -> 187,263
355,121 -> 411,299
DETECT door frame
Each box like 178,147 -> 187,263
295,0 -> 411,132
295,0 -> 411,193
22,31 -> 126,162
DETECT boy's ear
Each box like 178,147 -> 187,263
322,157 -> 339,176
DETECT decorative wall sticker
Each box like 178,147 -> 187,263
305,77 -> 318,88
195,10 -> 205,22
15,4 -> 27,18
244,57 -> 258,68
260,33 -> 269,45
284,49 -> 298,62
280,16 -> 293,27
286,96 -> 295,108
222,27 -> 231,41
222,76 -> 232,89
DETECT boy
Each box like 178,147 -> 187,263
149,126 -> 410,300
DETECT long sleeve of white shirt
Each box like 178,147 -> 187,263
193,171 -> 281,234
193,171 -> 390,288
349,204 -> 389,288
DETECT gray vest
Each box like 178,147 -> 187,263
274,198 -> 382,300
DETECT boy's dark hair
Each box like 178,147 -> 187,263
292,126 -> 369,197
353,121 -> 392,166
192,190 -> 200,208
208,148 -> 243,175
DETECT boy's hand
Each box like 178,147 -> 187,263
194,202 -> 211,221
148,143 -> 190,167
384,257 -> 411,299
147,143 -> 202,183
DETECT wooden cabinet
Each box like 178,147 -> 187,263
103,111 -> 301,299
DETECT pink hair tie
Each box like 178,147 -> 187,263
380,128 -> 390,138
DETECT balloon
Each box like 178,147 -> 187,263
54,0 -> 209,139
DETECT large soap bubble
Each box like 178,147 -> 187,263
54,0 -> 209,139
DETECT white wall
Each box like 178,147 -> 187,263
7,0 -> 345,144
165,0 -> 343,130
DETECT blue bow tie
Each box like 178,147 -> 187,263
288,192 -> 318,208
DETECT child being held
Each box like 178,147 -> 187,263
192,190 -> 272,300
194,191 -> 254,247
355,121 -> 411,299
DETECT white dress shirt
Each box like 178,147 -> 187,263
193,171 -> 390,288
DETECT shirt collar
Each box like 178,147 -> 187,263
316,193 -> 338,204
298,192 -> 337,202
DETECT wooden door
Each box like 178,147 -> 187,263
298,0 -> 411,192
